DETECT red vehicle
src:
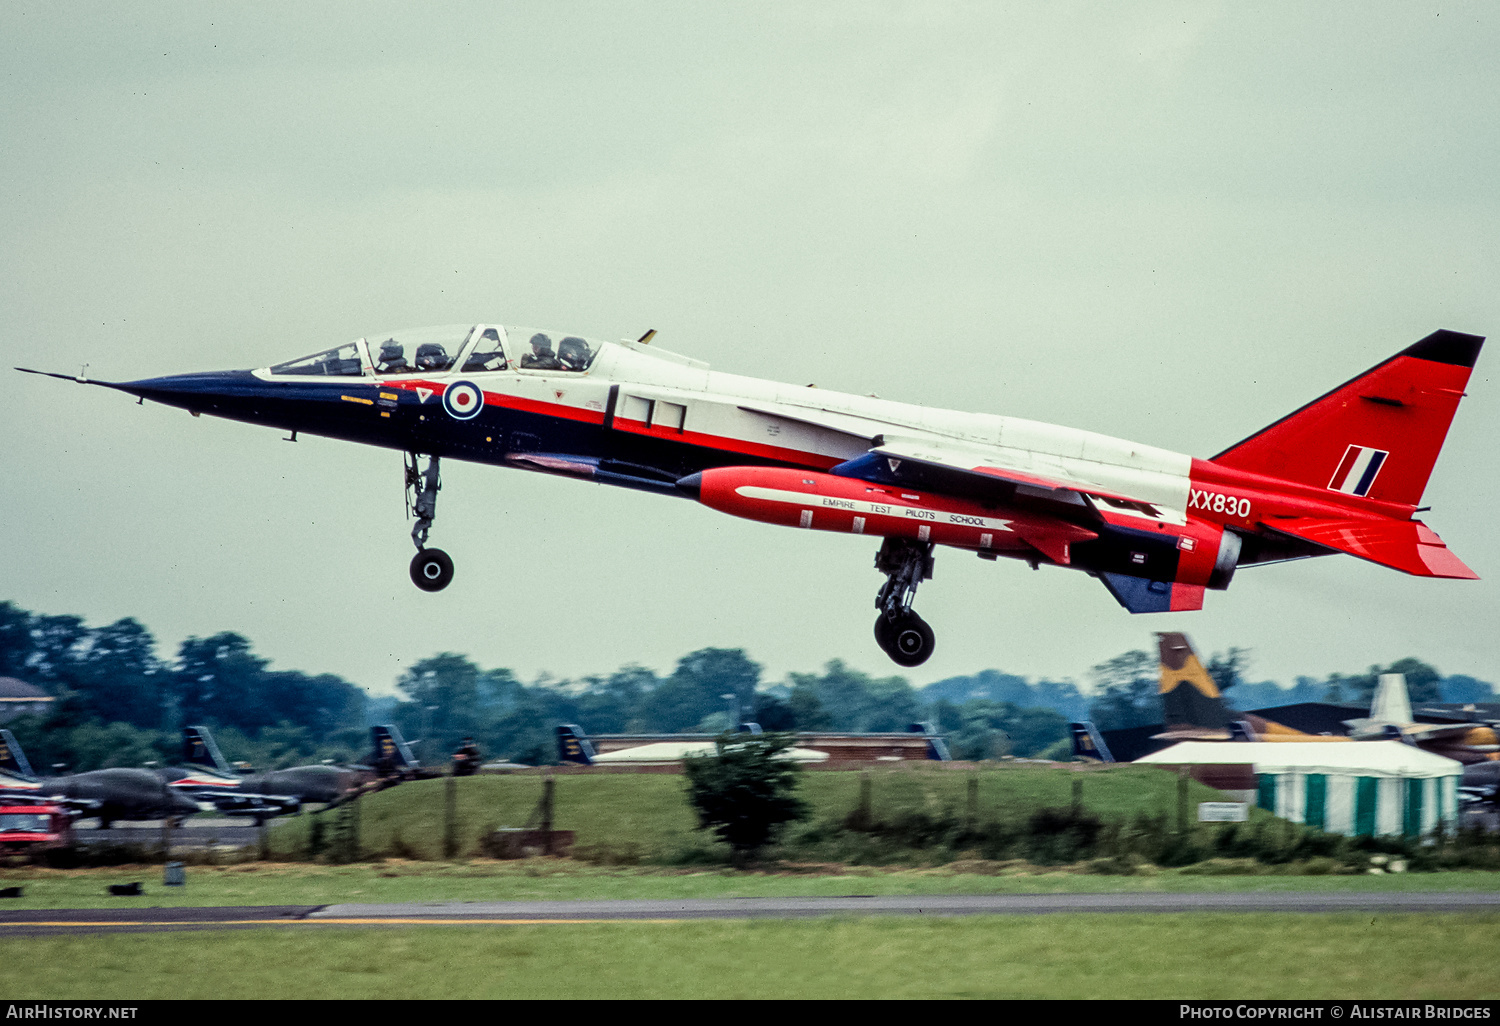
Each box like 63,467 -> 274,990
0,803 -> 74,862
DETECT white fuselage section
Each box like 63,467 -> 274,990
583,339 -> 1194,511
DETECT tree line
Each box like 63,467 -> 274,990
0,602 -> 366,773
380,648 -> 1079,764
0,600 -> 1492,770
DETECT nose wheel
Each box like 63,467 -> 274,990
405,452 -> 454,592
872,538 -> 936,667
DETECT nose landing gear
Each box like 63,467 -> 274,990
873,538 -> 936,667
405,452 -> 453,592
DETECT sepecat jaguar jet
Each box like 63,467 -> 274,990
17,324 -> 1483,667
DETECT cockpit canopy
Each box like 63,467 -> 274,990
268,341 -> 366,377
265,324 -> 602,378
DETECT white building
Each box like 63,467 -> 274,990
1137,740 -> 1462,838
0,678 -> 53,725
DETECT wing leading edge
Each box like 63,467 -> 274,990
830,436 -> 1153,517
829,437 -> 1213,612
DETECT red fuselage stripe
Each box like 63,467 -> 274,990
381,378 -> 844,470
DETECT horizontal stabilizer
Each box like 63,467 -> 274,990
1098,573 -> 1205,613
1263,517 -> 1478,579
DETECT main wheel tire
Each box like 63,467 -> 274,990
873,614 -> 895,654
887,612 -> 935,667
409,548 -> 454,592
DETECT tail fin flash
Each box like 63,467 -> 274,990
182,726 -> 235,775
1069,722 -> 1114,762
0,729 -> 36,781
907,721 -> 952,761
370,725 -> 419,775
1157,633 -> 1233,730
556,724 -> 595,765
1212,330 -> 1483,507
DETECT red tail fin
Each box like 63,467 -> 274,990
1211,330 -> 1482,507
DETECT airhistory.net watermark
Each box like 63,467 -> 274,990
5,1008 -> 137,1019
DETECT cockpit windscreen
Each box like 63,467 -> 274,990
268,343 -> 365,377
461,327 -> 507,372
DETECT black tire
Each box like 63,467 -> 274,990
886,612 -> 935,667
873,614 -> 895,654
410,548 -> 454,592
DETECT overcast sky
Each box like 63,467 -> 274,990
3,2 -> 1498,699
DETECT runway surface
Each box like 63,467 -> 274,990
3,891 -> 1500,935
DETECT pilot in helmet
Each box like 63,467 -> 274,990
415,343 -> 450,371
376,340 -> 408,374
520,333 -> 562,370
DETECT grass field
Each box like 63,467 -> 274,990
263,762 -> 1269,863
3,763 -> 1496,1000
2,760 -> 1492,910
3,914 -> 1497,999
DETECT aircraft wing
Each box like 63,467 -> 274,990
831,435 -> 1154,518
1342,718 -> 1487,744
1401,722 -> 1491,744
735,404 -> 1169,513
830,436 -> 1218,613
0,790 -> 101,812
1260,517 -> 1478,579
182,788 -> 301,817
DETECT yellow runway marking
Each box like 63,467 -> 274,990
312,924 -> 687,930
1,917 -> 683,928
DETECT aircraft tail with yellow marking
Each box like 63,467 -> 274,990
1156,632 -> 1233,733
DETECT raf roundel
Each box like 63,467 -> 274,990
442,380 -> 484,420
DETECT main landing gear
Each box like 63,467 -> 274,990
405,452 -> 454,592
873,538 -> 936,667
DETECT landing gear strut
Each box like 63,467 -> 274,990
873,538 -> 936,667
405,452 -> 453,592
